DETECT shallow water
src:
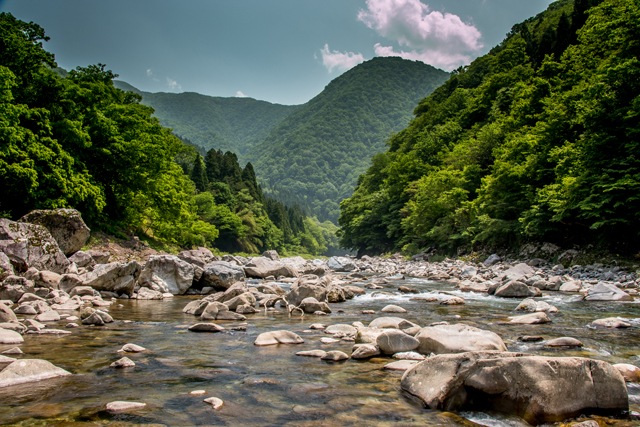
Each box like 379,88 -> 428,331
1,277 -> 639,426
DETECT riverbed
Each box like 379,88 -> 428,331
1,276 -> 639,426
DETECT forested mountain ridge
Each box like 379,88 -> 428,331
0,12 -> 337,256
134,90 -> 298,158
122,58 -> 449,223
249,57 -> 450,221
339,0 -> 640,256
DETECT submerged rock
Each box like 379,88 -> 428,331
254,330 -> 304,346
106,401 -> 147,412
0,359 -> 72,387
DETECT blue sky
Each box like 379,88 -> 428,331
1,0 -> 555,105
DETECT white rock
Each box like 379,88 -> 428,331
106,401 -> 147,412
204,396 -> 224,410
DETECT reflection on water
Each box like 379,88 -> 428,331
0,278 -> 639,426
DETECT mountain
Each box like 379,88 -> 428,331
112,83 -> 299,158
119,58 -> 449,222
249,57 -> 450,221
339,0 -> 640,255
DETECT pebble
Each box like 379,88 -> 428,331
119,343 -> 147,353
203,397 -> 224,410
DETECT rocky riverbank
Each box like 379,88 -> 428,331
1,208 -> 639,426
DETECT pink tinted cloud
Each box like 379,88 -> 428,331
358,0 -> 483,70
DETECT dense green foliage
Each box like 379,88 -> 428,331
250,57 -> 450,222
118,86 -> 299,160
0,13 -> 336,255
339,0 -> 640,255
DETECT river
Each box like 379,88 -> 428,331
1,276 -> 638,426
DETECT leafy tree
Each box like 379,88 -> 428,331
339,0 -> 640,255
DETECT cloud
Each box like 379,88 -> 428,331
357,0 -> 483,70
235,90 -> 248,98
146,68 -> 160,82
320,43 -> 365,73
166,77 -> 182,92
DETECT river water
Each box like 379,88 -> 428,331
1,277 -> 639,426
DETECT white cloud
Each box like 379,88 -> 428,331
320,43 -> 365,73
358,0 -> 483,70
146,68 -> 160,82
235,90 -> 248,98
166,77 -> 182,92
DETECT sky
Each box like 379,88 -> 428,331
1,0 -> 555,105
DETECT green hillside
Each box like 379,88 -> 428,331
137,90 -> 298,158
249,57 -> 450,221
0,12 -> 336,256
339,0 -> 640,256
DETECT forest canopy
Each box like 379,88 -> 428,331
0,12 -> 338,256
338,0 -> 640,256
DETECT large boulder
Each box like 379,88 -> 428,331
0,253 -> 13,280
19,209 -> 90,256
368,317 -> 421,335
285,283 -> 327,307
401,352 -> 629,425
415,324 -> 507,354
177,247 -> 217,268
62,261 -> 140,295
199,261 -> 245,291
298,297 -> 331,314
0,218 -> 69,274
138,255 -> 195,295
0,328 -> 24,344
584,282 -> 633,301
244,256 -> 297,279
326,256 -> 357,272
493,280 -> 539,298
500,263 -> 535,282
376,329 -> 420,355
0,304 -> 17,323
0,359 -> 72,387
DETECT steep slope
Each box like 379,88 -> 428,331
133,90 -> 298,158
339,0 -> 640,255
249,57 -> 450,221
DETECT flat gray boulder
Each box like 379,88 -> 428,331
68,261 -> 140,295
19,209 -> 90,256
585,282 -> 633,301
415,323 -> 507,354
401,352 -> 628,425
0,359 -> 71,387
0,218 -> 69,274
244,256 -> 297,279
